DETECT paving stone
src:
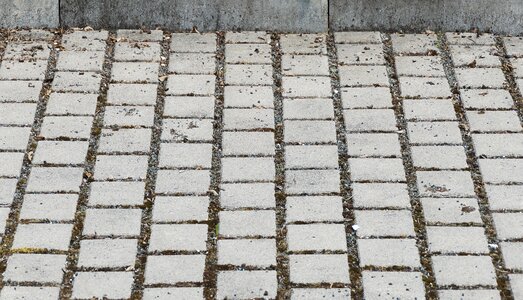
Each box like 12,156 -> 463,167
0,179 -> 17,205
283,98 -> 334,120
417,171 -> 475,197
0,152 -> 24,177
399,77 -> 452,98
225,31 -> 271,44
61,34 -> 107,52
411,145 -> 468,169
3,254 -> 66,283
285,145 -> 338,169
0,60 -> 47,80
223,108 -> 274,130
99,128 -> 152,153
225,44 -> 271,64
0,208 -> 10,233
479,159 -> 523,183
155,170 -> 210,194
216,270 -> 277,299
159,143 -> 212,169
40,116 -> 93,139
282,76 -> 331,98
11,29 -> 55,41
438,289 -> 501,300
83,208 -> 142,236
362,271 -> 426,299
33,141 -> 88,165
0,127 -> 31,150
426,226 -> 489,254
104,105 -> 155,127
395,56 -> 445,77
348,158 -> 406,182
219,210 -> 276,238
111,62 -> 159,83
221,157 -> 275,182
352,183 -> 411,208
421,197 -> 482,225
164,96 -> 215,118
89,181 -> 145,206
287,223 -> 347,252
281,54 -> 329,75
336,44 -> 385,65
12,223 -> 72,251
107,84 -> 158,106
285,169 -> 340,194
72,272 -> 133,299
358,238 -> 420,268
218,238 -> 276,267
354,210 -> 416,238
0,286 -> 60,300
56,51 -> 105,71
170,33 -> 216,53
291,288 -> 351,299
78,239 -> 137,268
152,196 -> 209,222
149,224 -> 208,251
3,41 -> 51,60
286,196 -> 344,222
0,103 -> 37,125
391,33 -> 438,55
220,183 -> 275,209
455,68 -> 506,88
510,274 -> 523,300
284,120 -> 337,144
450,45 -> 501,67
280,34 -> 327,55
161,119 -> 214,142
0,81 -> 42,102
467,110 -> 521,133
166,74 -> 215,96
290,254 -> 350,284
222,132 -> 275,156
94,155 -> 148,180
407,121 -> 463,144
473,134 -> 523,157
485,185 -> 523,211
403,99 -> 456,121
446,32 -> 495,45
511,58 -> 523,78
46,93 -> 98,115
169,53 -> 216,74
63,30 -> 108,42
224,85 -> 274,108
225,64 -> 272,85
335,31 -> 382,44
52,71 -> 102,93
339,65 -> 389,86
432,255 -> 497,286
20,193 -> 77,221
143,288 -> 204,300
346,133 -> 401,157
145,255 -> 206,284
344,109 -> 397,132
114,42 -> 161,62
26,167 -> 83,193
340,87 -> 393,109
500,242 -> 523,270
117,29 -> 163,42
492,213 -> 523,240
504,37 -> 523,57
461,89 -> 514,109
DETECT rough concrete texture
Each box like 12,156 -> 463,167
330,0 -> 523,35
59,0 -> 328,32
0,0 -> 59,27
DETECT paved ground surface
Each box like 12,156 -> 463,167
0,28 -> 521,299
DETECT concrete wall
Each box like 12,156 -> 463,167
59,0 -> 328,32
0,0 -> 522,35
0,0 -> 59,27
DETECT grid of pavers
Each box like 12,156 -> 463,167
0,29 -> 522,300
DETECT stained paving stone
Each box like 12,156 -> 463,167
107,84 -> 158,106
143,288 -> 203,300
46,93 -> 98,116
0,286 -> 60,299
421,197 -> 483,225
416,171 -> 475,197
98,128 -> 152,153
362,271 -> 426,299
399,77 -> 452,98
114,42 -> 161,62
438,289 -> 501,300
281,54 -> 329,76
336,44 -> 385,65
395,56 -> 445,77
450,45 -> 501,67
224,85 -> 274,108
291,288 -> 351,299
391,33 -> 438,55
